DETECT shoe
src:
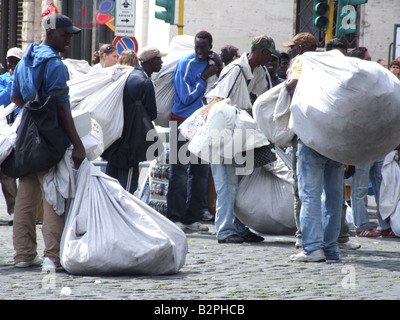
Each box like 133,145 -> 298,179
381,228 -> 398,238
295,238 -> 302,249
201,210 -> 214,221
185,222 -> 209,232
42,257 -> 63,272
290,249 -> 326,262
8,213 -> 14,225
218,235 -> 244,244
242,232 -> 264,243
174,222 -> 187,231
15,256 -> 43,268
356,229 -> 381,237
338,240 -> 361,250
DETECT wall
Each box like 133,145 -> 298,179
166,0 -> 296,55
361,0 -> 400,62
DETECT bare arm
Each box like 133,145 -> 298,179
10,94 -> 25,109
285,79 -> 298,98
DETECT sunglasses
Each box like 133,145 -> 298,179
103,45 -> 116,54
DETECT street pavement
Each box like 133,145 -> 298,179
0,189 -> 400,303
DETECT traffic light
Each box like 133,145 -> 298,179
336,0 -> 368,37
155,0 -> 175,25
313,0 -> 330,31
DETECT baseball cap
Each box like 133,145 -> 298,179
138,46 -> 168,62
6,47 -> 23,60
252,35 -> 279,57
282,33 -> 317,48
43,14 -> 81,34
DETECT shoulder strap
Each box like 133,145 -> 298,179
227,65 -> 243,98
27,57 -> 59,101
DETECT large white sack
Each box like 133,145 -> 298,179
152,35 -> 195,127
234,156 -> 296,235
68,65 -> 134,151
253,82 -> 294,147
379,150 -> 400,236
62,58 -> 92,80
290,50 -> 400,165
60,159 -> 188,276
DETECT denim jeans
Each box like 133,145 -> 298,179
167,119 -> 210,225
350,159 -> 390,232
297,140 -> 344,259
211,163 -> 249,240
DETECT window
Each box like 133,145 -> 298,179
296,0 -> 360,49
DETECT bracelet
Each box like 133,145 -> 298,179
200,75 -> 207,82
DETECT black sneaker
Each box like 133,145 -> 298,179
218,235 -> 244,244
242,232 -> 264,243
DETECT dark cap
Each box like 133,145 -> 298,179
43,14 -> 81,34
282,33 -> 317,49
252,35 -> 279,57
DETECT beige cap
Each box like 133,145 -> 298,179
138,46 -> 168,62
6,47 -> 23,60
282,33 -> 317,49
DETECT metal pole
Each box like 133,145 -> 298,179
325,0 -> 335,43
177,0 -> 184,35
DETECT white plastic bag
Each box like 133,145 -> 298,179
234,156 -> 296,235
0,104 -> 20,164
253,82 -> 294,147
60,159 -> 188,276
290,50 -> 400,165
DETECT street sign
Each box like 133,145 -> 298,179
115,0 -> 136,37
112,36 -> 139,55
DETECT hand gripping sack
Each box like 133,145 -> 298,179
60,159 -> 188,276
290,50 -> 400,165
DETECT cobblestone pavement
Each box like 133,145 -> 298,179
0,193 -> 400,302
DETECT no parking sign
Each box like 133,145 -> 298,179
112,36 -> 139,54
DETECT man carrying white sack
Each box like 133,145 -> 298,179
285,34 -> 344,263
205,35 -> 276,244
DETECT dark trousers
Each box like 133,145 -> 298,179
106,163 -> 139,195
167,119 -> 209,225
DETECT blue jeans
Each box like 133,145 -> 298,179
351,159 -> 390,232
211,163 -> 249,240
167,119 -> 209,225
297,141 -> 344,259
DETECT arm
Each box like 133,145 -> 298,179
285,79 -> 298,98
57,102 -> 86,169
10,94 -> 25,108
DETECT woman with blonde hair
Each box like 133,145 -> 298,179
118,49 -> 140,67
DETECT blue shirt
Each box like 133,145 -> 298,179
171,52 -> 209,119
0,72 -> 21,115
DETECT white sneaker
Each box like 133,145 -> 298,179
8,213 -> 14,225
185,222 -> 209,232
15,256 -> 43,268
338,240 -> 361,250
174,222 -> 187,231
290,249 -> 326,262
42,257 -> 63,272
